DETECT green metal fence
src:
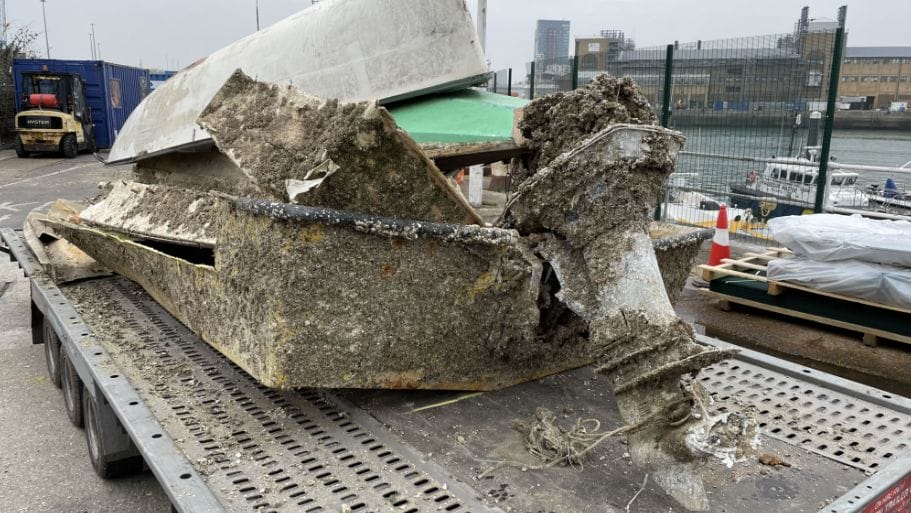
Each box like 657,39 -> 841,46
489,25 -> 854,245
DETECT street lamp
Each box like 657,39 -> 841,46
90,23 -> 97,59
40,0 -> 50,58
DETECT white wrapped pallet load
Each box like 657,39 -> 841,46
768,214 -> 911,267
767,257 -> 911,309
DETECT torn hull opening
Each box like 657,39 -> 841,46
135,238 -> 216,267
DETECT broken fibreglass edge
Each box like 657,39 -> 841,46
194,69 -> 484,224
80,181 -> 219,248
23,200 -> 110,284
107,0 -> 489,164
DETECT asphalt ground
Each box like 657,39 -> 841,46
0,150 -> 170,512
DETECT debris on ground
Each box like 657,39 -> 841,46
513,407 -> 612,470
758,453 -> 793,467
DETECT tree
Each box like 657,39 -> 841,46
1,26 -> 39,144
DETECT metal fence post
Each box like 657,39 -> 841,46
571,55 -> 579,90
492,73 -> 497,94
507,68 -> 512,96
529,62 -> 536,100
661,44 -> 674,128
656,44 -> 675,221
814,27 -> 844,214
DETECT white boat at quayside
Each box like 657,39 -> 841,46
729,146 -> 869,221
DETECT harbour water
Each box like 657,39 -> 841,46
674,127 -> 911,198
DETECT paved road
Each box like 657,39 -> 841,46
0,151 -> 128,230
0,150 -> 170,512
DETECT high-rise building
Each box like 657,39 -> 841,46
534,20 -> 571,64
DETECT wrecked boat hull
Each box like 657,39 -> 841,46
51,125 -> 702,393
51,196 -> 605,390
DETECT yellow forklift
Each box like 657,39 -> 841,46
15,72 -> 95,158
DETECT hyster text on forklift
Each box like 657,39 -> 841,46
15,71 -> 96,158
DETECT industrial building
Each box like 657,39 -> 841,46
568,7 -> 843,111
839,47 -> 911,108
574,30 -> 635,72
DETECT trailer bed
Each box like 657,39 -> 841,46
3,227 -> 910,513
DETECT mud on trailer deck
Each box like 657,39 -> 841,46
2,227 -> 910,513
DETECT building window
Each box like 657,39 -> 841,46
901,76 -> 910,83
890,58 -> 903,64
881,76 -> 890,82
888,76 -> 898,82
807,70 -> 823,86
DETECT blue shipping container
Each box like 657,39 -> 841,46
149,70 -> 178,91
12,59 -> 150,149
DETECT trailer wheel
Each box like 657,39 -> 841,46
61,134 -> 78,158
83,391 -> 144,479
42,318 -> 63,389
15,137 -> 28,158
61,349 -> 84,428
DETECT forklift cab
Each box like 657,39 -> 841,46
16,72 -> 95,158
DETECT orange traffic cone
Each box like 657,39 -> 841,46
708,204 -> 731,266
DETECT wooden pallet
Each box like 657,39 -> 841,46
698,248 -> 911,347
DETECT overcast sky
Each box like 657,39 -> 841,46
7,1 -> 910,72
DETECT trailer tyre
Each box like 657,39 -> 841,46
83,391 -> 144,479
61,134 -> 78,158
42,318 -> 63,389
61,349 -> 84,428
15,137 -> 28,158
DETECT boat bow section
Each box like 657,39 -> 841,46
107,0 -> 489,164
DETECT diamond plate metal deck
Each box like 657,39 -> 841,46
65,276 -> 494,513
697,336 -> 911,474
701,358 -> 909,472
698,336 -> 911,513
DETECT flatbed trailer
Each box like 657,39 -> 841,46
3,226 -> 910,513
